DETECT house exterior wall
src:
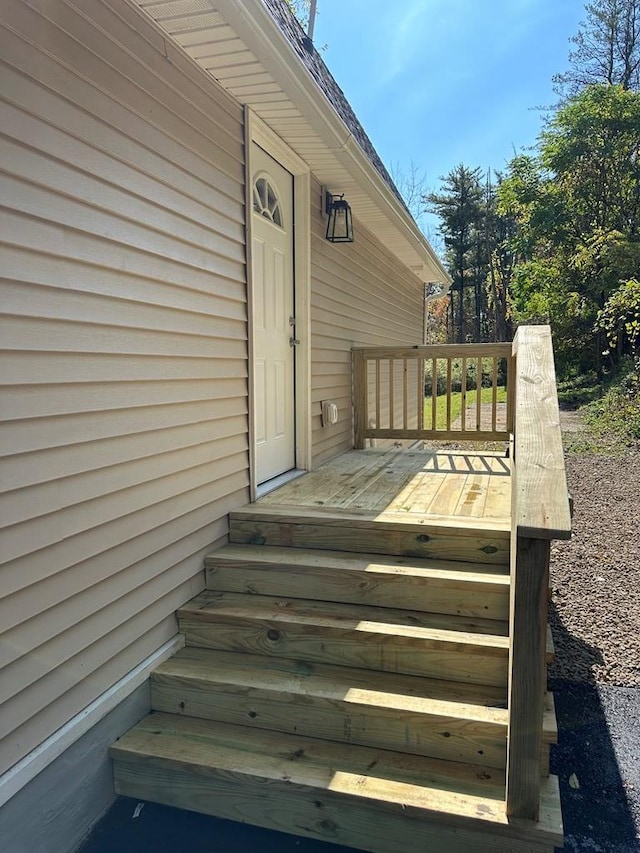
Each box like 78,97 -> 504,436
0,684 -> 150,853
0,0 -> 430,806
309,177 -> 425,465
0,0 -> 248,778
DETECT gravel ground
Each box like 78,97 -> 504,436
548,411 -> 640,852
549,449 -> 640,687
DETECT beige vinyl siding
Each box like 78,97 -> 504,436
309,178 -> 425,465
0,0 -> 248,775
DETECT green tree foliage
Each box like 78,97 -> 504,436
587,278 -> 640,440
426,165 -> 484,343
426,2 -> 640,376
426,167 -> 517,343
541,84 -> 640,239
485,172 -> 520,341
554,0 -> 640,96
497,84 -> 640,374
595,277 -> 640,356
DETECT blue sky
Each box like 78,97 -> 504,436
313,0 -> 587,239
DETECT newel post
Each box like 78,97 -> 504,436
506,529 -> 550,820
505,325 -> 572,821
352,349 -> 367,449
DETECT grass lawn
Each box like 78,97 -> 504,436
425,386 -> 508,430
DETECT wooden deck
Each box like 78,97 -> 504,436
259,448 -> 511,525
111,442 -> 566,852
111,329 -> 571,852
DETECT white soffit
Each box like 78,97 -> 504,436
133,0 -> 449,284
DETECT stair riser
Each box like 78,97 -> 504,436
179,617 -> 509,687
229,521 -> 510,565
112,758 -> 554,853
205,563 -> 510,621
150,677 -> 507,768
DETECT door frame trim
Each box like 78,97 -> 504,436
245,108 -> 311,501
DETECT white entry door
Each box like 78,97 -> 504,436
252,144 -> 296,484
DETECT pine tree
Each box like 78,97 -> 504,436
427,165 -> 484,342
486,171 -> 517,342
554,0 -> 640,96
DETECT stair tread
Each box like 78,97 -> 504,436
154,647 -> 509,719
179,590 -> 510,649
231,503 -> 512,536
111,712 -> 562,846
205,544 -> 510,621
152,647 -> 509,767
205,544 -> 511,580
113,711 -> 503,804
153,648 -> 557,741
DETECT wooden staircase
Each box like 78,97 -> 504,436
110,506 -> 563,853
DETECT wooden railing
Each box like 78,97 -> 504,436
352,343 -> 515,448
506,325 -> 572,821
352,328 -> 572,823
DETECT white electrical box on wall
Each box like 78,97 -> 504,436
321,400 -> 339,427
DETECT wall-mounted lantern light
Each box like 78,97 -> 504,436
325,191 -> 354,243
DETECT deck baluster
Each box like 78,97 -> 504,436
352,343 -> 512,444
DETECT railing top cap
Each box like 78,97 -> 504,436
512,326 -> 572,540
352,343 -> 513,357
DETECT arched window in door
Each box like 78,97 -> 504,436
252,174 -> 283,227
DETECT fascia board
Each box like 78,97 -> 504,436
340,135 -> 451,284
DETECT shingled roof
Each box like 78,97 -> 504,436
263,0 -> 409,212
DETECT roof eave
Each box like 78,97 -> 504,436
214,0 -> 451,285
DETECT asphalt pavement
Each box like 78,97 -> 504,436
550,681 -> 640,853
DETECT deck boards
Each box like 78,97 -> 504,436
259,449 -> 511,524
